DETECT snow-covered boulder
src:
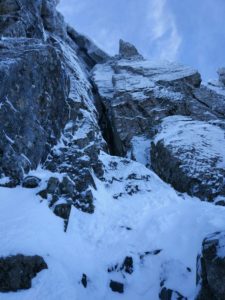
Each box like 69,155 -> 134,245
22,176 -> 41,189
151,116 -> 225,201
196,232 -> 225,300
0,255 -> 47,292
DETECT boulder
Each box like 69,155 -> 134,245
46,177 -> 60,194
81,273 -> 88,288
22,176 -> 41,188
196,232 -> 225,300
53,203 -> 71,220
109,280 -> 124,294
73,189 -> 95,214
107,256 -> 133,274
121,256 -> 133,274
59,176 -> 75,196
0,254 -> 47,292
159,287 -> 187,300
151,116 -> 225,201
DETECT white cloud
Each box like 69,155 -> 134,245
58,0 -> 87,18
146,0 -> 182,61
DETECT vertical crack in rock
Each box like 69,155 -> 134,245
92,85 -> 126,156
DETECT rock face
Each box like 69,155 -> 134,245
22,176 -> 41,188
67,26 -> 110,69
0,38 -> 69,184
0,255 -> 47,292
92,46 -> 203,160
196,232 -> 225,300
119,39 -> 143,59
0,0 -> 108,215
109,280 -> 124,294
92,46 -> 225,202
0,0 -> 66,38
1,0 -> 225,215
151,116 -> 225,201
218,68 -> 225,86
1,1 -> 225,298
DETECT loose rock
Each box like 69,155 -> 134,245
0,254 -> 47,292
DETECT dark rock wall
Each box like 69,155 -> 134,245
196,232 -> 225,300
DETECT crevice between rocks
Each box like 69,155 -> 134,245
92,84 -> 126,157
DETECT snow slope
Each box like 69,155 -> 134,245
1,152 -> 225,299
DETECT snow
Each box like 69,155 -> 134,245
28,166 -> 66,183
92,64 -> 115,98
56,37 -> 96,114
152,86 -> 183,101
4,132 -> 14,144
0,177 -> 10,185
117,59 -> 198,83
154,115 -> 225,170
1,152 -> 225,299
130,136 -> 150,166
92,58 -> 197,105
113,72 -> 155,93
204,80 -> 225,96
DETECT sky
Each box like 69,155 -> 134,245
58,0 -> 225,80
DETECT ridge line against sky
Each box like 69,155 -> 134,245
58,0 -> 225,80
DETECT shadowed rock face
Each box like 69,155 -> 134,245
0,255 -> 47,292
0,38 -> 69,184
196,232 -> 225,300
0,0 -> 43,38
0,0 -> 66,38
0,0 -> 108,215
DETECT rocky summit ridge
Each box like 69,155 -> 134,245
0,1 -> 225,299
